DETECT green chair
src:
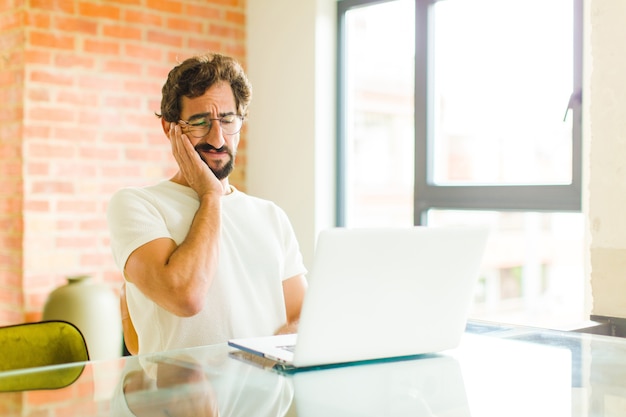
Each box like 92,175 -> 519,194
0,320 -> 90,391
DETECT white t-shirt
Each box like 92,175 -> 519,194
107,181 -> 307,354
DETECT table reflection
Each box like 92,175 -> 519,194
111,350 -> 294,417
283,354 -> 469,417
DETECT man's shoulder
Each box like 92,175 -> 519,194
111,181 -> 193,201
229,188 -> 282,211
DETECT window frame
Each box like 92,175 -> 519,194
336,0 -> 583,226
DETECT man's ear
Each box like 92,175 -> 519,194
161,118 -> 171,138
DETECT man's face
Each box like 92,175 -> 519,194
179,81 -> 240,180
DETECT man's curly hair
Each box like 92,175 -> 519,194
157,52 -> 252,122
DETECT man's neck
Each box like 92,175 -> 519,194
169,173 -> 232,195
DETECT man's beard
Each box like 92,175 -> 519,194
195,144 -> 235,180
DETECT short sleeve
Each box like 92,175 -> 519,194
106,188 -> 172,271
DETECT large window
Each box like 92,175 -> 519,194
337,0 -> 584,328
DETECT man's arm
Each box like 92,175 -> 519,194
120,282 -> 138,355
123,193 -> 221,317
275,274 -> 308,335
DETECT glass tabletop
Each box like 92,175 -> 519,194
0,322 -> 625,416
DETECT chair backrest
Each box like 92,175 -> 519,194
0,320 -> 89,391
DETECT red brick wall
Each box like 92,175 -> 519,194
0,0 -> 247,325
0,3 -> 25,324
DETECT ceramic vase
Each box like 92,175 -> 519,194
43,275 -> 122,360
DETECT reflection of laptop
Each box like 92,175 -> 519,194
229,226 -> 488,369
291,354 -> 470,417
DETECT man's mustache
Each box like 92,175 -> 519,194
195,143 -> 230,154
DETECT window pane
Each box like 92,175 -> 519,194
427,210 -> 585,328
343,0 -> 415,227
432,0 -> 574,185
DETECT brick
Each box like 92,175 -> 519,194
26,142 -> 75,158
146,0 -> 183,14
54,53 -> 96,68
208,23 -> 244,40
123,9 -> 163,27
56,91 -> 99,106
102,59 -> 143,75
23,125 -> 51,138
83,38 -> 120,55
123,80 -> 161,95
26,162 -> 49,176
188,38 -> 221,52
225,10 -> 245,26
184,4 -> 222,19
78,146 -> 120,160
78,1 -> 121,20
102,24 -> 142,40
0,288 -> 21,307
0,107 -> 22,123
55,236 -> 98,248
101,131 -> 143,144
27,87 -> 51,102
145,65 -> 171,82
0,50 -> 25,68
103,95 -> 142,109
0,144 -> 21,160
24,49 -> 51,65
53,16 -> 99,35
167,17 -> 203,33
0,161 -> 21,176
55,199 -> 99,213
124,147 -> 166,161
0,30 -> 22,50
52,126 -> 97,142
101,165 -> 142,177
108,0 -> 142,5
29,31 -> 75,50
124,43 -> 163,61
146,30 -> 183,47
146,131 -> 168,145
0,198 -> 21,213
122,112 -> 160,129
30,0 -> 76,14
26,11 -> 51,29
24,200 -> 50,211
0,10 -> 23,32
0,70 -> 22,87
0,269 -> 22,286
80,252 -> 111,267
223,43 -> 245,60
29,70 -> 75,86
26,107 -> 76,123
80,219 -> 107,230
52,163 -> 98,177
31,181 -> 74,194
77,74 -> 125,90
77,109 -> 121,128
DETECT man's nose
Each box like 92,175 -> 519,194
205,122 -> 225,149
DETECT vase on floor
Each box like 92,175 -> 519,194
43,275 -> 122,360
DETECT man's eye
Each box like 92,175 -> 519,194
221,115 -> 237,124
188,119 -> 208,127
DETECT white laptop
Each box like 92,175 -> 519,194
228,226 -> 488,369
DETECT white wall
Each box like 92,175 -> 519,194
588,0 -> 626,319
247,0 -> 336,269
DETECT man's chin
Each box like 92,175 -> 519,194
209,161 -> 234,180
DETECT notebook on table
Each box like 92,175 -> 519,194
228,226 -> 489,369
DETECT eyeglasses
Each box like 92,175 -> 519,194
178,114 -> 244,137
